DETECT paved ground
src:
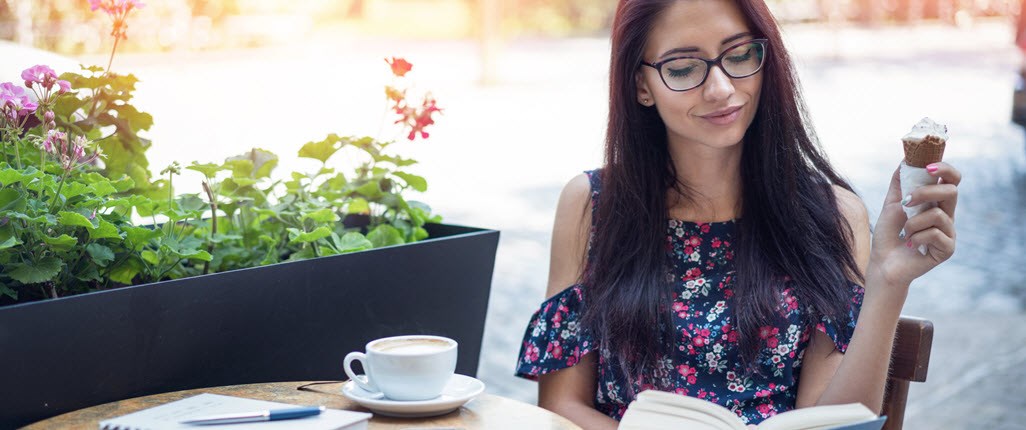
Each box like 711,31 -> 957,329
53,18 -> 1026,429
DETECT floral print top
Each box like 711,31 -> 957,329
515,169 -> 864,424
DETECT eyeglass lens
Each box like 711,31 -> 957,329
661,42 -> 765,91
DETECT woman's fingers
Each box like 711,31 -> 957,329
903,183 -> 959,220
903,206 -> 955,239
905,226 -> 956,262
928,162 -> 962,186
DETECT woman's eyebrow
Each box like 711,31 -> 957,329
658,32 -> 754,59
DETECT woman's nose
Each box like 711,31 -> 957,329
703,65 -> 735,102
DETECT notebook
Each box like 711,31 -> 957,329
98,393 -> 372,430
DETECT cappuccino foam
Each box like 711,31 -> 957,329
374,338 -> 452,354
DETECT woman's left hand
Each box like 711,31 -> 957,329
867,162 -> 960,289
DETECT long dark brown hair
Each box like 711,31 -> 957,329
581,0 -> 862,386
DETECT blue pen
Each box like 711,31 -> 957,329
180,405 -> 325,425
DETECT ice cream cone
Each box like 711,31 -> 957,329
901,118 -> 948,168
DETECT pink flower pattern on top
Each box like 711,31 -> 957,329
515,169 -> 864,425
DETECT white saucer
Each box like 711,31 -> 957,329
341,374 -> 486,418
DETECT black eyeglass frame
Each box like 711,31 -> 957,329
641,38 -> 770,92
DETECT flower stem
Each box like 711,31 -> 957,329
12,137 -> 23,170
49,171 -> 69,213
105,35 -> 121,74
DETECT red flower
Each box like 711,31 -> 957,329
385,57 -> 413,77
394,94 -> 442,141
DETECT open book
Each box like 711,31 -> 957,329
619,390 -> 886,430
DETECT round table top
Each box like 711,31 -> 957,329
24,381 -> 581,430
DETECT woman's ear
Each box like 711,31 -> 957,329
635,71 -> 654,106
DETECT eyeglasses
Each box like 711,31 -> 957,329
641,39 -> 769,92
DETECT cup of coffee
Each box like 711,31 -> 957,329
343,335 -> 458,401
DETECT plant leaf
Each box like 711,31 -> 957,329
141,249 -> 159,265
88,219 -> 121,240
43,234 -> 78,251
298,134 -> 341,163
173,248 -> 213,262
0,236 -> 21,250
287,226 -> 332,244
85,243 -> 115,267
87,181 -> 118,197
393,171 -> 428,192
0,188 -> 25,212
8,257 -> 62,284
57,211 -> 97,229
333,232 -> 372,253
186,162 -> 222,178
367,224 -> 405,248
60,182 -> 91,199
0,168 -> 25,186
413,227 -> 429,241
347,198 -> 370,214
355,181 -> 382,199
109,258 -> 141,285
6,212 -> 55,225
302,208 -> 339,224
112,176 -> 136,192
0,283 -> 16,300
123,226 -> 161,250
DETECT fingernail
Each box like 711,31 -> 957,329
926,164 -> 939,173
901,195 -> 913,206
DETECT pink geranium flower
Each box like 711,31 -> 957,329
21,65 -> 71,95
0,82 -> 38,127
47,133 -> 103,173
89,0 -> 145,15
90,0 -> 145,41
22,65 -> 55,87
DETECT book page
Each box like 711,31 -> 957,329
757,403 -> 877,430
619,400 -> 737,430
98,393 -> 371,430
622,390 -> 746,430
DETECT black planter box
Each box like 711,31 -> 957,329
0,220 -> 499,428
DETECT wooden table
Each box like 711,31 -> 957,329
24,381 -> 582,430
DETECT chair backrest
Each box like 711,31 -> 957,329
881,316 -> 934,430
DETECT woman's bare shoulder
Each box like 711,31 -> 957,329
831,184 -> 868,227
547,173 -> 593,299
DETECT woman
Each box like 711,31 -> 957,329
514,0 -> 960,428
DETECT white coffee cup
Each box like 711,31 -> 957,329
343,335 -> 458,401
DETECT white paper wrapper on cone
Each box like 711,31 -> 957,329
899,161 -> 935,255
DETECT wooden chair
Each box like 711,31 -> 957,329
881,316 -> 934,430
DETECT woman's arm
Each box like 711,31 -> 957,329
537,173 -> 619,429
796,163 -> 960,413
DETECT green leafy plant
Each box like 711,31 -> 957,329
0,2 -> 442,305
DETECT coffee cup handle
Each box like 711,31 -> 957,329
344,352 -> 381,395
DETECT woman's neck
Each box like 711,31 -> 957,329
666,140 -> 743,222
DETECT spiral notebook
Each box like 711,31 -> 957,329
98,393 -> 371,430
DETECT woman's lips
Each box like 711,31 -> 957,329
700,105 -> 743,126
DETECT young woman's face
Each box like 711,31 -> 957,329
637,0 -> 763,151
